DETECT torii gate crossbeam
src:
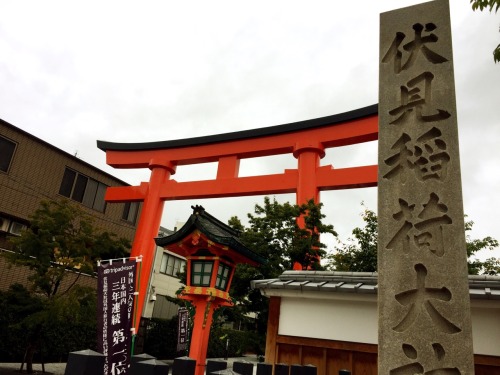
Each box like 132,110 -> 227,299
97,104 -> 378,333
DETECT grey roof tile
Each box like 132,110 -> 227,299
252,271 -> 500,300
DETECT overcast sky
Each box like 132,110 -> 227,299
1,0 -> 498,259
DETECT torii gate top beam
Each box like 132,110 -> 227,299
97,104 -> 378,168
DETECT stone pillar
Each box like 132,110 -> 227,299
206,359 -> 227,375
274,363 -> 290,375
256,362 -> 273,375
233,361 -> 254,375
172,356 -> 196,375
378,0 -> 474,374
64,349 -> 105,375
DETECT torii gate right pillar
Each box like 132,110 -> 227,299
294,142 -> 323,205
293,142 -> 323,270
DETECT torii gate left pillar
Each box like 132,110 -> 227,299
128,160 -> 176,332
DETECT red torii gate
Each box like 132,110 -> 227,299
97,104 -> 378,333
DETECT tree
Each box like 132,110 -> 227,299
227,197 -> 336,335
470,0 -> 500,62
480,257 -> 500,275
6,199 -> 130,372
326,204 -> 500,275
326,205 -> 377,272
464,218 -> 500,274
9,199 -> 130,298
0,284 -> 43,362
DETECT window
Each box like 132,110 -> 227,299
122,202 -> 139,224
9,221 -> 27,236
191,261 -> 213,286
59,167 -> 108,212
159,253 -> 186,278
0,217 -> 27,236
59,168 -> 76,197
0,217 -> 11,232
0,135 -> 16,173
215,263 -> 232,291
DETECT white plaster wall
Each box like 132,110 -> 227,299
470,301 -> 500,356
275,293 -> 500,356
278,295 -> 378,344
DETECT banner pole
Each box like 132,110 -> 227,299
131,333 -> 136,357
131,256 -> 142,356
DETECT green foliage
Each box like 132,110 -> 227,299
465,218 -> 499,274
8,199 -> 130,298
471,0 -> 500,13
0,284 -> 97,362
140,317 -> 263,359
481,257 -> 500,275
40,287 -> 98,362
470,0 -> 500,63
236,197 -> 336,275
0,284 -> 43,361
326,206 -> 377,272
208,327 -> 264,358
142,317 -> 180,359
326,204 -> 500,275
227,197 -> 336,334
3,199 -> 130,368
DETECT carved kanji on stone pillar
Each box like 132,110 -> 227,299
378,1 -> 474,373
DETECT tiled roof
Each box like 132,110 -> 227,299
251,270 -> 500,300
155,206 -> 266,265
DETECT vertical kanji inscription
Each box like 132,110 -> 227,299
378,1 -> 474,374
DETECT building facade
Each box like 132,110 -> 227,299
1,116 -> 191,324
0,118 -> 140,290
253,271 -> 500,375
143,226 -> 187,321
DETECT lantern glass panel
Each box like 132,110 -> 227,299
191,260 -> 214,287
216,263 -> 232,291
193,263 -> 202,273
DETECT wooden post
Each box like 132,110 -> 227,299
265,296 -> 281,364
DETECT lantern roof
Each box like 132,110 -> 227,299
155,205 -> 266,266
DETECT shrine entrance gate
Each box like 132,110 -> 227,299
97,104 -> 378,332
